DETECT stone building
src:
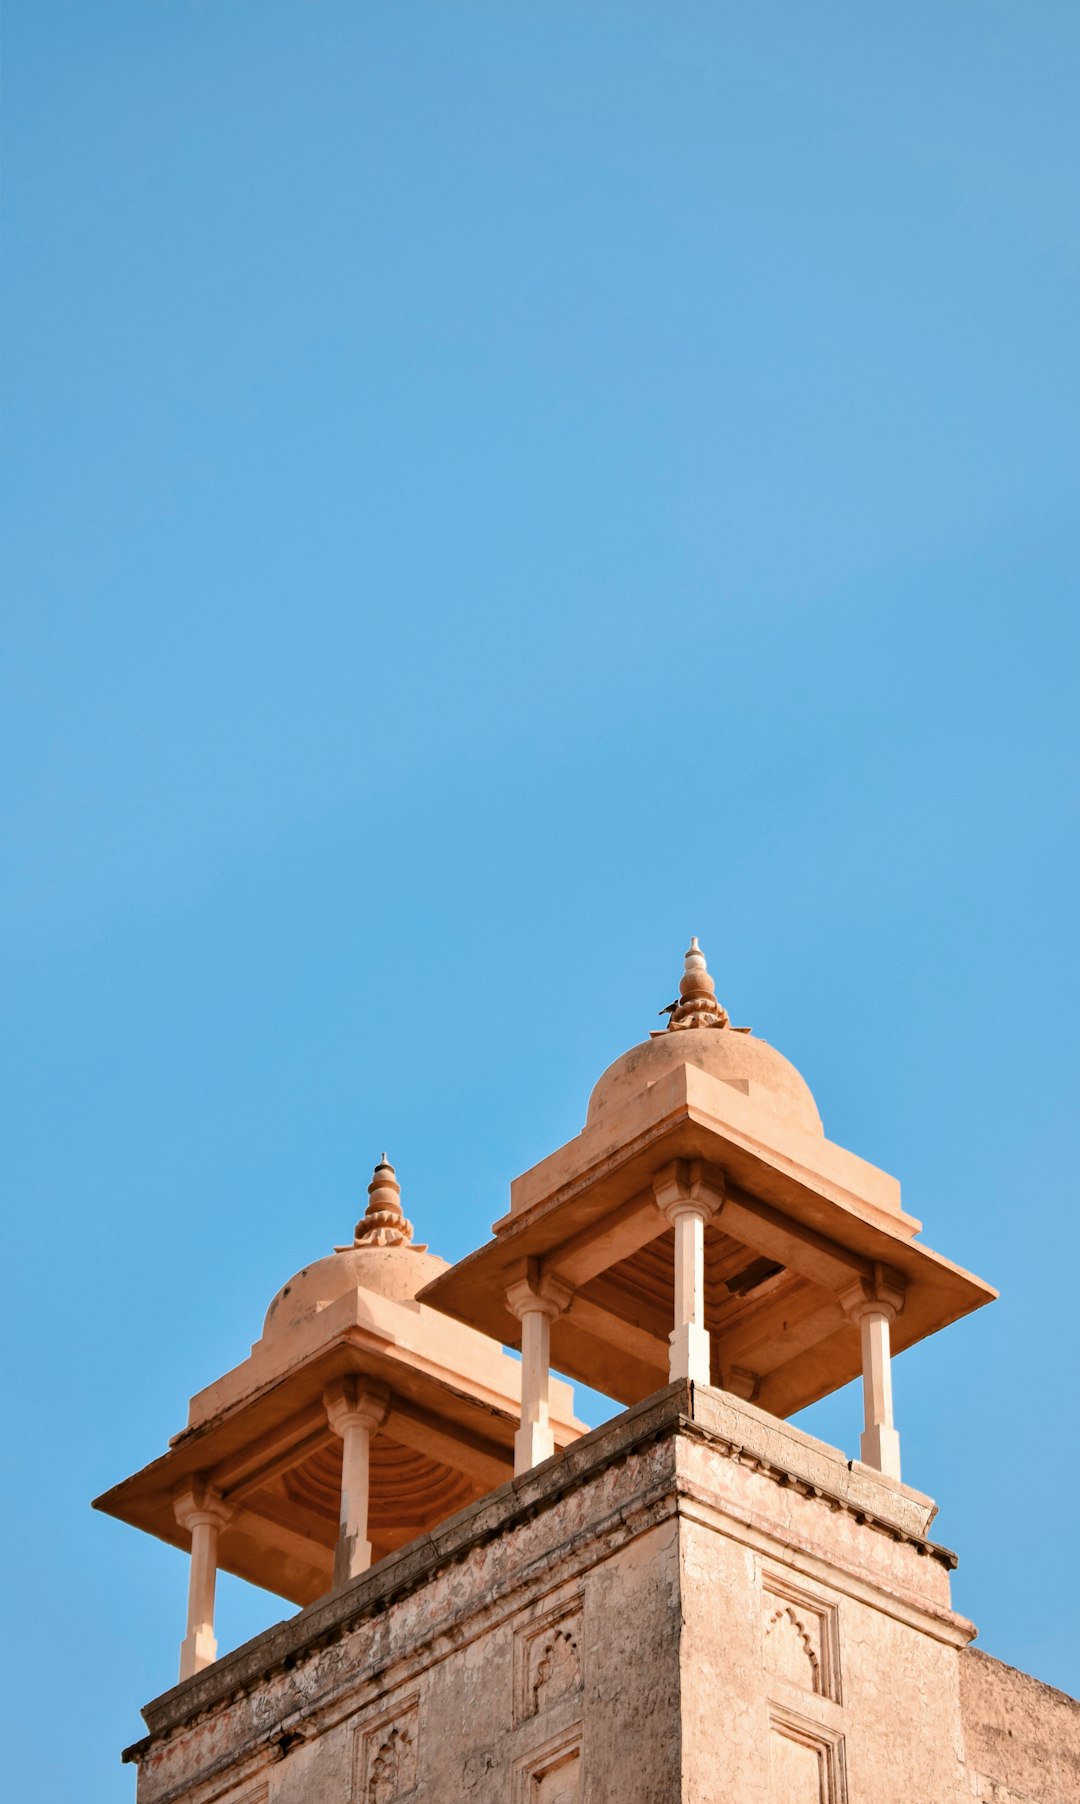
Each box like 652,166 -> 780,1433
98,942 -> 1079,1803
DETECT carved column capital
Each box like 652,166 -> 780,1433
505,1270 -> 574,1323
173,1478 -> 232,1536
653,1159 -> 724,1227
839,1263 -> 906,1325
324,1376 -> 390,1438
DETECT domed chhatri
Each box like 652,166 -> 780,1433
94,1151 -> 582,1678
97,937 -> 1000,1742
421,934 -> 995,1471
588,938 -> 822,1138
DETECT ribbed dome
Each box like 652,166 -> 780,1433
262,1244 -> 449,1341
586,1026 -> 823,1137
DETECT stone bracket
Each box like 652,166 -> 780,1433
839,1263 -> 906,1323
324,1377 -> 390,1438
653,1158 -> 725,1224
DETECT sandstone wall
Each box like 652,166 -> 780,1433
131,1411 -> 684,1804
960,1645 -> 1080,1803
676,1416 -> 972,1804
127,1386 -> 1080,1804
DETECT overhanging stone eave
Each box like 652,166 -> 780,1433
417,1101 -> 996,1376
94,1326 -> 571,1559
500,1101 -> 920,1250
179,1310 -> 582,1474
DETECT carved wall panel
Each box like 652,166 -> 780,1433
763,1572 -> 841,1702
355,1696 -> 419,1804
768,1707 -> 846,1804
514,1597 -> 583,1725
513,1728 -> 583,1804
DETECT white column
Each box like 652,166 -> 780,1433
506,1273 -> 573,1476
174,1481 -> 232,1681
654,1161 -> 723,1388
841,1269 -> 904,1481
325,1378 -> 389,1587
518,1301 -> 554,1472
668,1204 -> 711,1383
858,1309 -> 901,1478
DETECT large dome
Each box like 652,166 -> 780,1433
262,1243 -> 449,1341
586,1027 -> 822,1139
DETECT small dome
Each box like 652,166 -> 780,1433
585,939 -> 823,1138
261,1154 -> 447,1342
262,1243 -> 449,1341
586,1027 -> 823,1136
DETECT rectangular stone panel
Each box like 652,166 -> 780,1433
763,1570 -> 841,1702
768,1706 -> 846,1804
354,1694 -> 419,1803
514,1594 -> 584,1724
513,1729 -> 582,1804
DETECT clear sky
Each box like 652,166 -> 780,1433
3,4 -> 1079,1797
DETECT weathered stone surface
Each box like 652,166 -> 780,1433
690,1384 -> 943,1545
130,1429 -> 680,1804
960,1645 -> 1080,1802
122,1384 -> 1080,1804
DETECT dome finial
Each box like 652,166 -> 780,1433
660,938 -> 749,1033
353,1154 -> 415,1247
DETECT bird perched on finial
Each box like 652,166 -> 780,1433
662,938 -> 750,1033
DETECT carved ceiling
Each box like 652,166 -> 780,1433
279,1432 -> 478,1533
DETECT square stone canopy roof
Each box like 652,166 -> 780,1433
95,1258 -> 582,1607
418,1052 -> 996,1417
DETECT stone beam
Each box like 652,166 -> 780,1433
713,1290 -> 847,1377
717,1183 -> 872,1294
384,1401 -> 511,1489
213,1428 -> 331,1500
234,1497 -> 336,1564
214,1416 -> 334,1504
541,1191 -> 666,1290
568,1291 -> 670,1371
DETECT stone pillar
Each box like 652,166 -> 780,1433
506,1272 -> 573,1476
324,1377 -> 389,1587
840,1268 -> 906,1481
174,1480 -> 232,1681
654,1161 -> 723,1386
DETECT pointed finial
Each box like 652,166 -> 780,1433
661,938 -> 750,1033
352,1154 -> 415,1247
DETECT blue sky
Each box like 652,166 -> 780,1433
3,4 -> 1078,1796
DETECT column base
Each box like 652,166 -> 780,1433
669,1320 -> 711,1386
333,1530 -> 373,1589
179,1626 -> 217,1681
860,1423 -> 902,1481
514,1419 -> 555,1476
